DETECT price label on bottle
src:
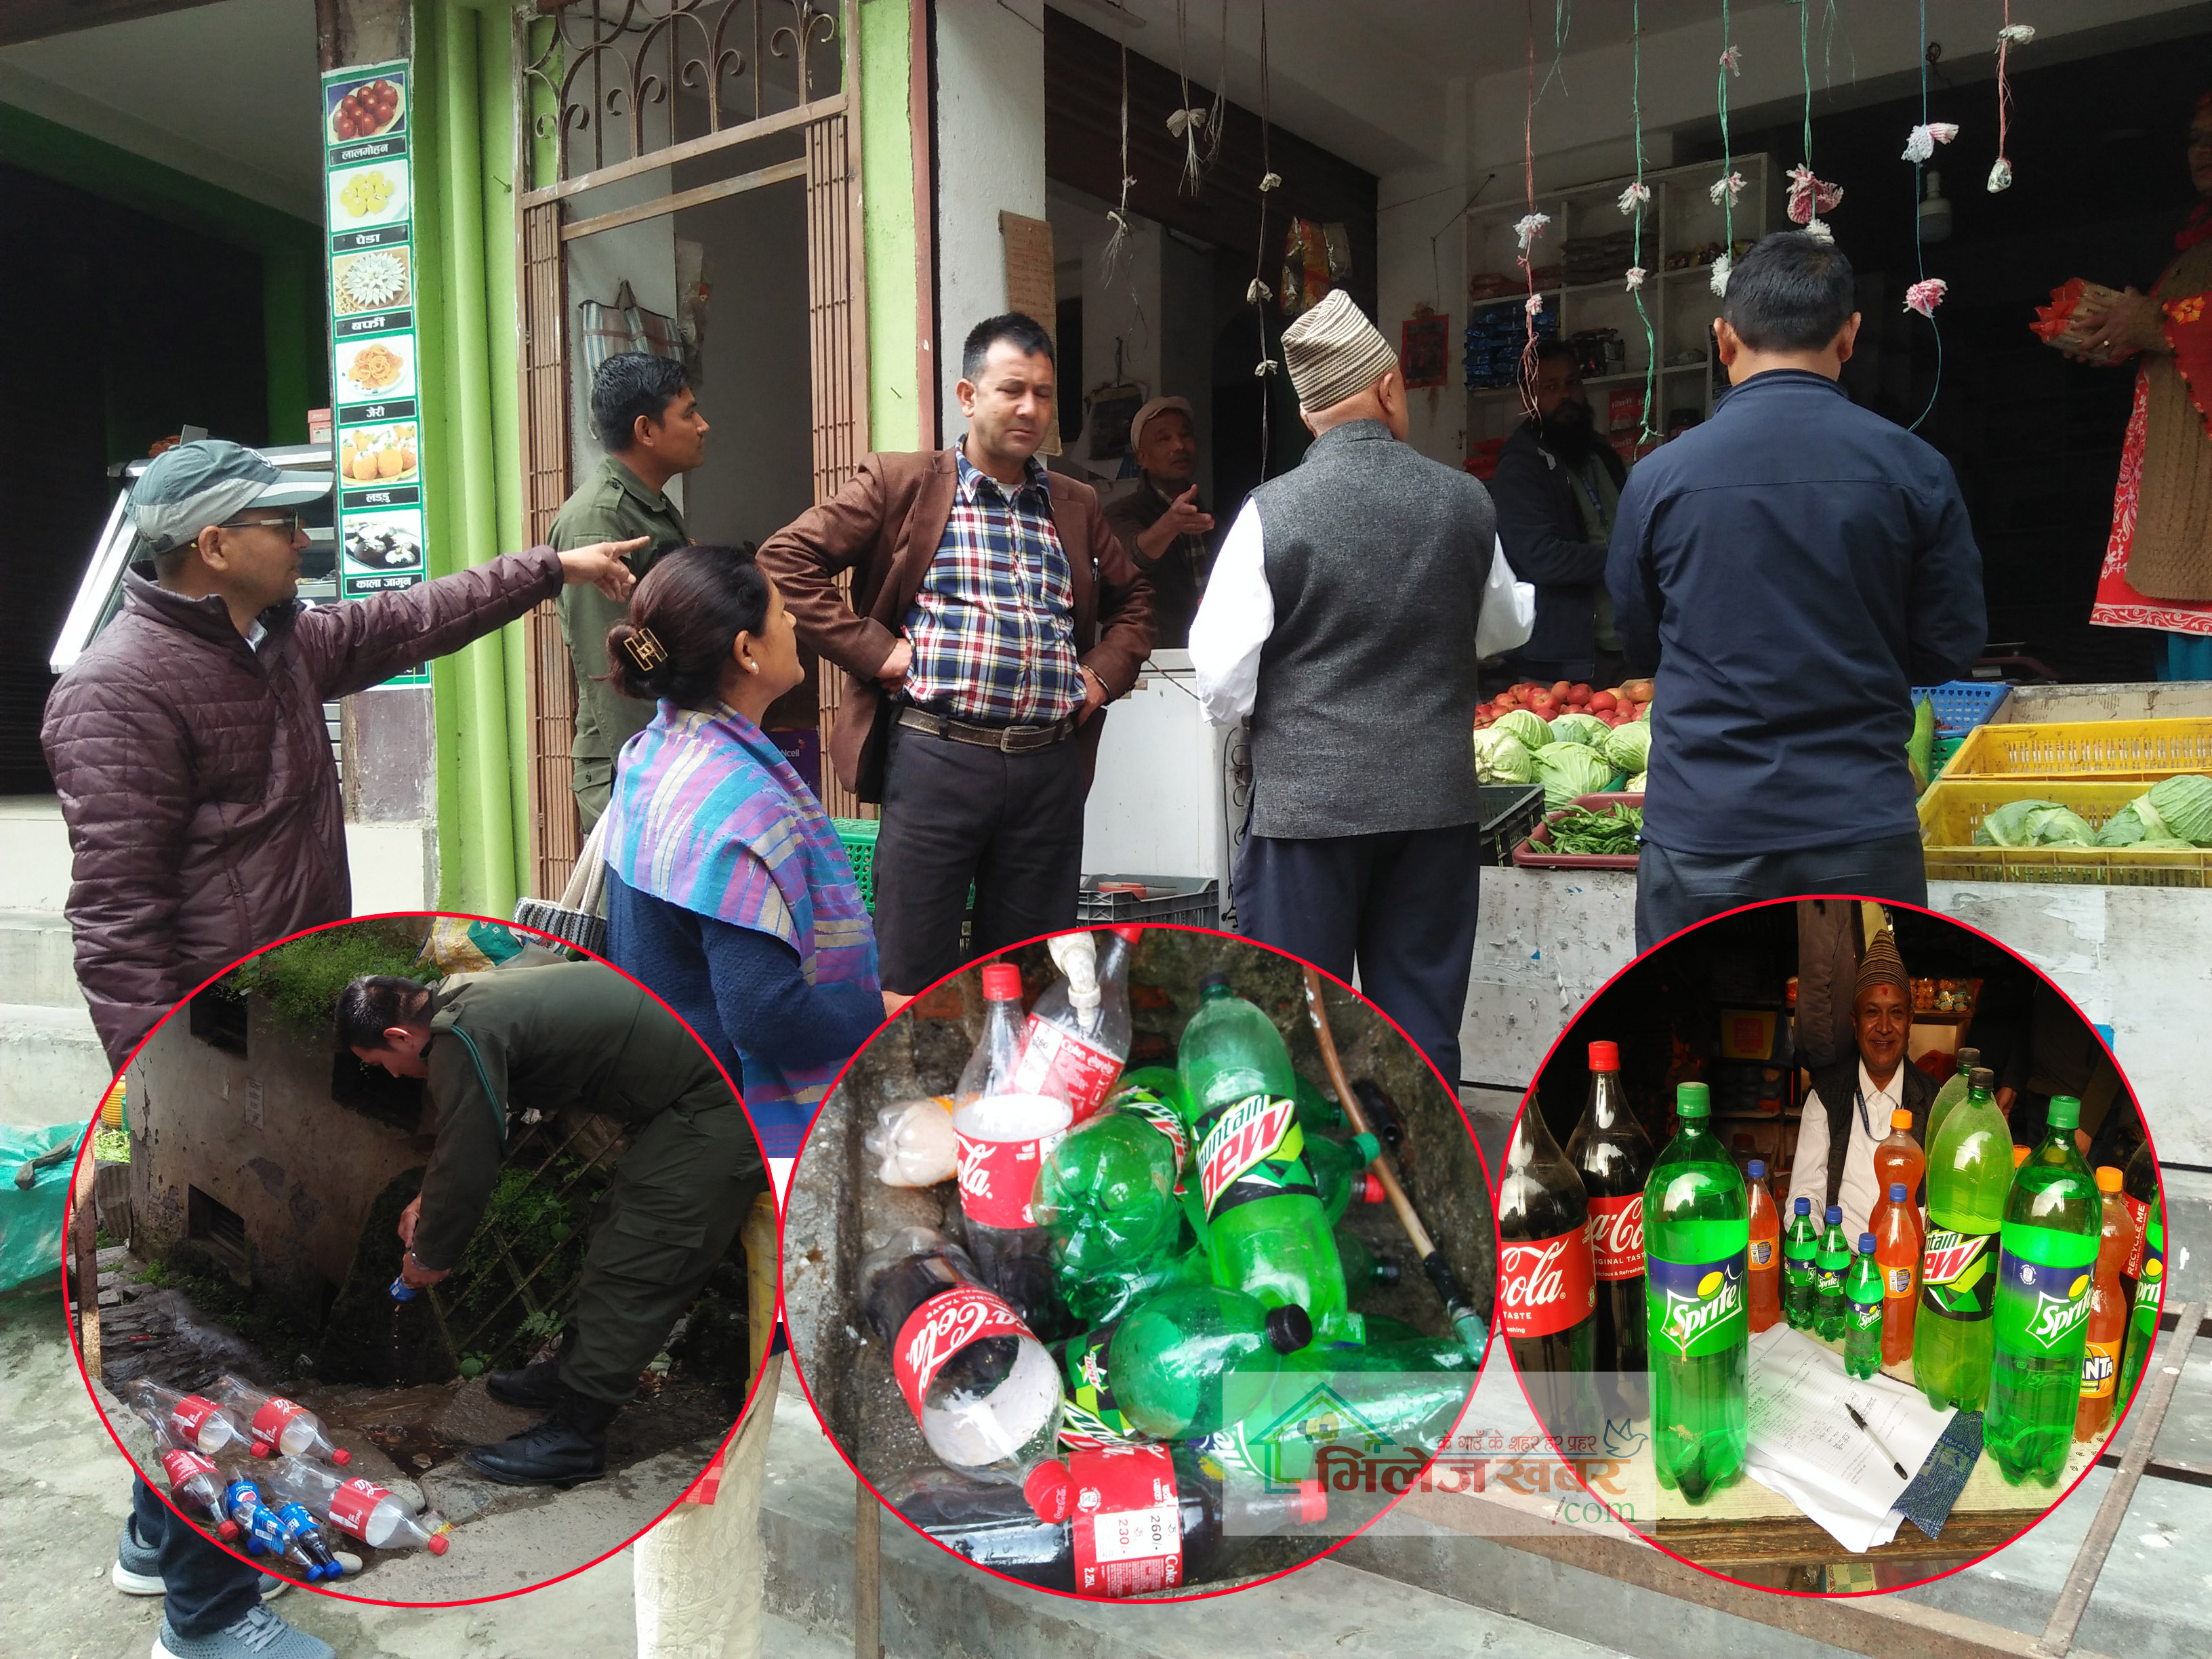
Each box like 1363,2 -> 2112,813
1069,1443 -> 1183,1597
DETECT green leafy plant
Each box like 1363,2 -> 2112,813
224,926 -> 436,1038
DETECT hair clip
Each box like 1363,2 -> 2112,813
623,628 -> 668,672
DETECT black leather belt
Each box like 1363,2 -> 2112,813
896,705 -> 1077,753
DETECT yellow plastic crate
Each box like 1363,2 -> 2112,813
1943,717 -> 2212,781
1918,779 -> 2212,886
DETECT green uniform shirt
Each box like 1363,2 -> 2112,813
549,455 -> 691,827
408,962 -> 739,1271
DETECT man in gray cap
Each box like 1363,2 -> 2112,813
1103,394 -> 1216,648
1189,288 -> 1496,1087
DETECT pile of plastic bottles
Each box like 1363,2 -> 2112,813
859,929 -> 1478,1598
125,1372 -> 449,1576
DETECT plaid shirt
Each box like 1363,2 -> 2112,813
901,447 -> 1084,723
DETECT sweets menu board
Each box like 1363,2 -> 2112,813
321,60 -> 428,687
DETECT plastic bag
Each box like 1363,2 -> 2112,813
1,1122 -> 87,1292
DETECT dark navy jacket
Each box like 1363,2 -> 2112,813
1490,423 -> 1626,670
1605,370 -> 1985,856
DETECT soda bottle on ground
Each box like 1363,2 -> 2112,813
1872,1108 -> 1927,1208
1009,928 -> 1142,1122
126,1379 -> 239,1455
211,1374 -> 352,1465
865,1096 -> 958,1187
958,963 -> 1029,1102
1872,1182 -> 1923,1368
226,1478 -> 344,1581
1060,1227 -> 1214,1328
1782,1197 -> 1818,1331
952,1084 -> 1076,1340
2076,1166 -> 2133,1444
269,1456 -> 449,1553
1564,1041 -> 1654,1382
1923,1046 -> 1981,1156
145,1423 -> 239,1538
1497,1088 -> 1599,1436
1746,1161 -> 1781,1334
1294,1072 -> 1346,1137
1334,1229 -> 1401,1294
2118,1135 -> 2166,1410
885,1443 -> 1326,1597
859,1225 -> 1065,1487
1916,1067 -> 2011,1412
1057,1286 -> 1311,1442
1643,1082 -> 1749,1507
1032,1083 -> 1189,1282
1274,1338 -> 1481,1464
1986,1095 -> 2101,1486
1179,977 -> 1356,1343
1307,1131 -> 1386,1225
1844,1234 -> 1883,1379
1115,1067 -> 1195,1160
1815,1207 -> 1851,1342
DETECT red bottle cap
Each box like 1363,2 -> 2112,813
330,1448 -> 352,1466
1587,1041 -> 1620,1069
425,1532 -> 450,1555
253,1444 -> 271,1458
1023,1459 -> 1073,1523
1108,924 -> 1145,945
1296,1479 -> 1328,1525
980,964 -> 1023,1000
218,1519 -> 240,1540
1357,1174 -> 1385,1205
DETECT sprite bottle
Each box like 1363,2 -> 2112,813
1643,1082 -> 1749,1505
1782,1197 -> 1818,1330
1923,1045 -> 1980,1159
1843,1234 -> 1883,1379
1986,1096 -> 2101,1487
1914,1067 -> 2010,1411
1815,1206 -> 1851,1342
2118,1136 -> 2165,1410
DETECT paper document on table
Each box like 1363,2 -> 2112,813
1740,1324 -> 1957,1554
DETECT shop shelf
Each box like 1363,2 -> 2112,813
1942,717 -> 2212,782
1917,779 -> 2212,887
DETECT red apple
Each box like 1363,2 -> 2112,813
1569,682 -> 1593,705
1590,690 -> 1618,713
1551,680 -> 1572,701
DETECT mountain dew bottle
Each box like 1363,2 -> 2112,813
1915,1067 -> 2010,1411
1923,1046 -> 1980,1161
1643,1083 -> 1749,1505
1986,1097 -> 2102,1487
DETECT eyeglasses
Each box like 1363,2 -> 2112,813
224,511 -> 304,537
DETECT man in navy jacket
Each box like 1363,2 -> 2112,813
1607,232 -> 1986,949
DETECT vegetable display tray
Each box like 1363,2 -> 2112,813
1910,680 -> 2009,735
1513,792 -> 1644,872
1941,717 -> 2212,783
1918,780 -> 2212,887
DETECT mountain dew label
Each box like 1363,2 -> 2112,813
1197,1094 -> 1319,1220
1647,1248 -> 1749,1359
1115,1088 -> 1189,1171
1920,1226 -> 1998,1322
1057,1323 -> 1136,1448
1994,1244 -> 2095,1355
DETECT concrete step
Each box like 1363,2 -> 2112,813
0,1000 -> 110,1129
0,907 -> 84,1008
0,796 -> 75,914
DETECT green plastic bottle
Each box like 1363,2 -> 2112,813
1986,1097 -> 2102,1487
1057,1286 -> 1313,1442
1915,1067 -> 2011,1412
1923,1046 -> 1981,1163
1815,1206 -> 1851,1342
1844,1233 -> 1883,1379
1334,1229 -> 1401,1296
1782,1197 -> 1819,1331
1059,1229 -> 1216,1328
1275,1338 -> 1480,1462
1308,1132 -> 1385,1225
1179,977 -> 1357,1343
1294,1072 -> 1346,1136
2117,1136 -> 2166,1409
1643,1082 -> 1749,1506
1032,1087 -> 1190,1281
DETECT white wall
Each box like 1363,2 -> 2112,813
1376,75 -> 1471,468
565,168 -> 681,504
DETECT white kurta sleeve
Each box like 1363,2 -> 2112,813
1188,499 -> 1273,726
1786,1088 -> 1830,1224
1475,533 -> 1537,658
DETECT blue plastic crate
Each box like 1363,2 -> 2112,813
1911,680 -> 2007,736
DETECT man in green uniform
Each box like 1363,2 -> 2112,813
340,960 -> 763,1487
551,352 -> 708,828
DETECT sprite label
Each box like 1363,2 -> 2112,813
1197,1094 -> 1319,1221
1993,1242 -> 2095,1355
1847,1298 -> 1882,1337
1920,1226 -> 1998,1322
1646,1243 -> 1749,1359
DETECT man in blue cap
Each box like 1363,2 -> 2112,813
43,440 -> 640,1659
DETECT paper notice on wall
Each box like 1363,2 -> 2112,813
999,211 -> 1061,456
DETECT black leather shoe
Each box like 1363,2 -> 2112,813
484,1358 -> 563,1410
460,1389 -> 618,1489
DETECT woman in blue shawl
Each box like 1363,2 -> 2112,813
599,544 -> 897,1165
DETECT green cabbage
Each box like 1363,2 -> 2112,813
1628,771 -> 1647,792
1492,708 -> 1550,750
2145,775 -> 2212,845
1972,800 -> 2096,848
1547,712 -> 1612,749
2093,802 -> 2152,848
1601,722 -> 1651,775
1530,741 -> 1615,811
1473,728 -> 1536,785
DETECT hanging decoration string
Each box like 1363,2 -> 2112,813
1170,1 -> 1210,194
1786,0 -> 1843,242
1710,0 -> 1741,295
1100,28 -> 1137,291
1516,0 -> 1547,422
1202,0 -> 1229,180
1622,1 -> 1658,444
1989,7 -> 2034,192
1904,0 -> 1946,431
1540,0 -> 1573,98
1247,0 -> 1282,478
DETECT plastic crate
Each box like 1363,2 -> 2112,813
1513,793 -> 1644,871
1942,717 -> 2212,783
1076,876 -> 1221,928
832,817 -> 881,910
1479,784 -> 1545,867
1917,779 -> 2212,887
1931,733 -> 1967,779
1910,680 -> 2009,735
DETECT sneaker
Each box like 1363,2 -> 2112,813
152,1604 -> 333,1659
115,1517 -> 288,1601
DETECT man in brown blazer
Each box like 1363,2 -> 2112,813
758,314 -> 1153,992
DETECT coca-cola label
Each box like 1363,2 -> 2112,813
1112,1088 -> 1189,1171
955,1124 -> 1066,1229
1647,1235 -> 1750,1359
168,1395 -> 222,1448
1584,1193 -> 1645,1280
1196,1094 -> 1317,1221
1920,1227 -> 1998,1323
1069,1443 -> 1183,1597
159,1447 -> 216,1490
1497,1227 -> 1597,1340
2122,1193 -> 2148,1281
248,1395 -> 305,1456
1012,1019 -> 1125,1123
890,1286 -> 1034,1422
325,1477 -> 390,1540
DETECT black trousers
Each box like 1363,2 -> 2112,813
872,722 -> 1088,993
134,1477 -> 260,1637
1232,823 -> 1483,1088
1635,832 -> 1928,954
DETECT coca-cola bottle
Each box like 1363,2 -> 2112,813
859,1225 -> 1066,1499
1563,1040 -> 1652,1408
1498,1088 -> 1599,1437
1008,928 -> 1141,1122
